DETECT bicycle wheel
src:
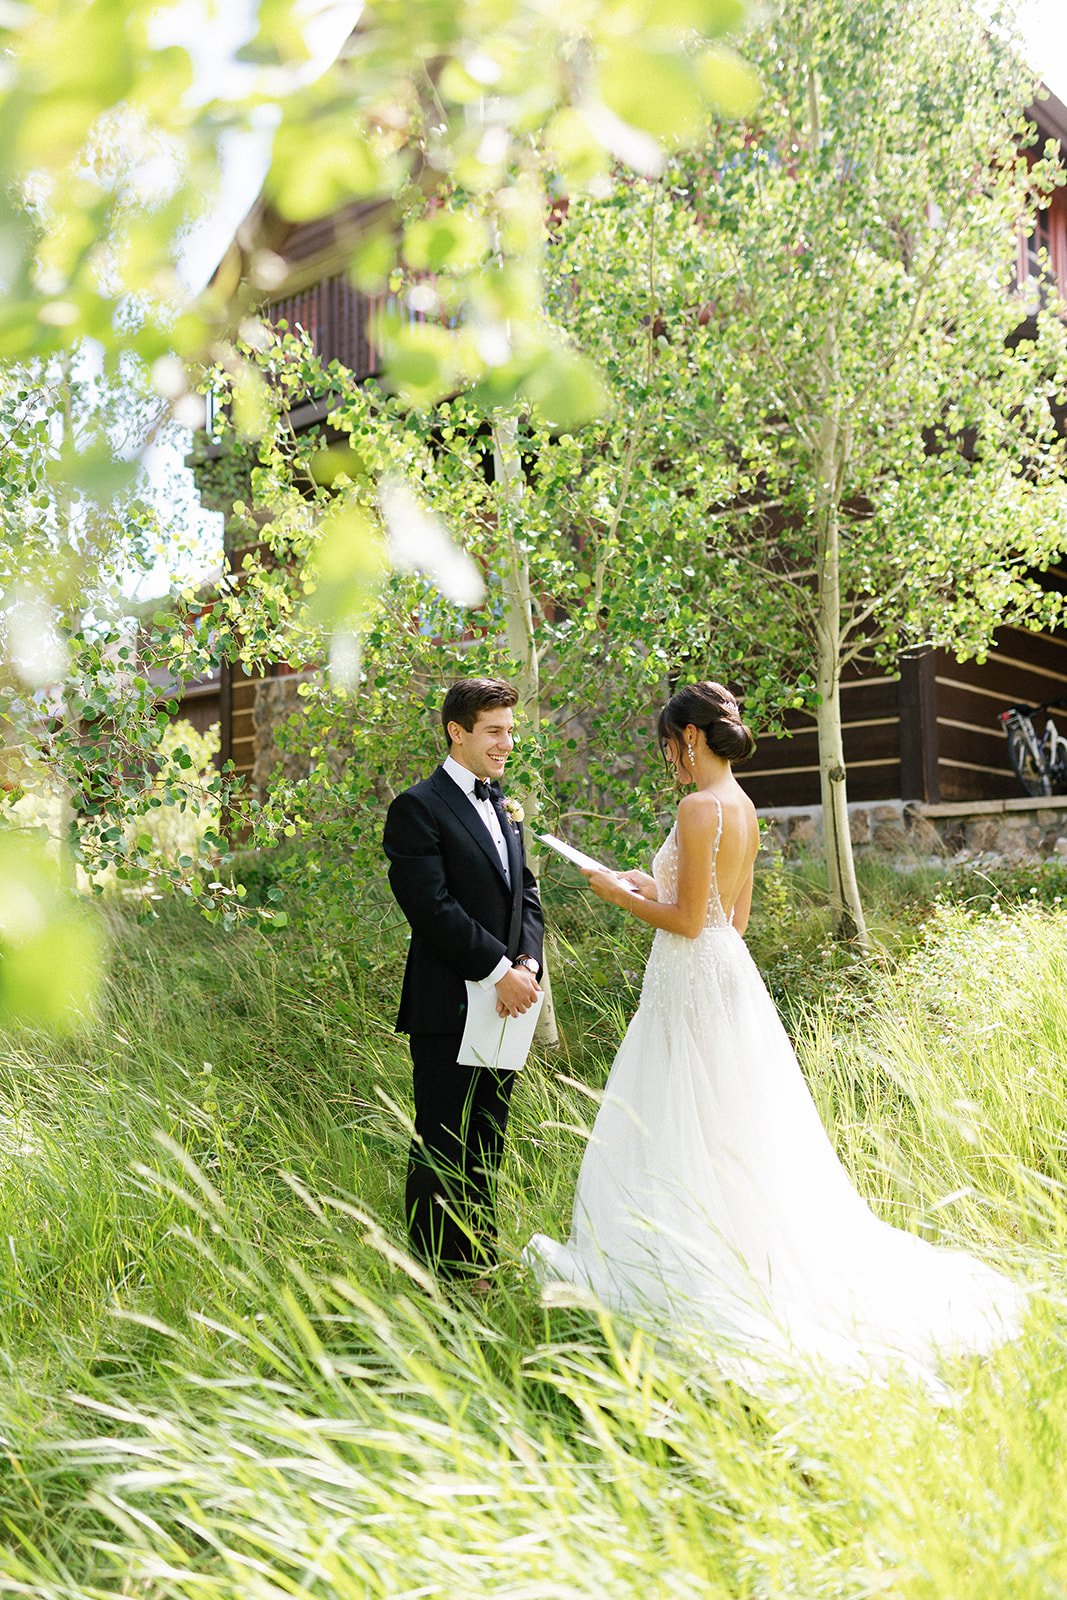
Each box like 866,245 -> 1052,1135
1005,721 -> 1052,796
1049,748 -> 1067,796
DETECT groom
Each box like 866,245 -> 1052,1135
383,677 -> 544,1284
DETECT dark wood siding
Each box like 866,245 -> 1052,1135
742,671 -> 904,808
898,651 -> 940,801
744,621 -> 1067,810
931,633 -> 1067,802
267,275 -> 384,379
218,660 -> 307,785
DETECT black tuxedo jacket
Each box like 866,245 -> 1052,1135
383,766 -> 545,1036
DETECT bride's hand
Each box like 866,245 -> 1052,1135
581,867 -> 631,906
618,870 -> 658,901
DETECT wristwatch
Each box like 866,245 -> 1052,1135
514,955 -> 539,975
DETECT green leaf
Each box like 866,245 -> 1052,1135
523,347 -> 613,429
644,0 -> 746,35
303,499 -> 387,632
232,365 -> 273,440
437,59 -> 486,106
544,109 -> 609,187
266,119 -> 384,223
598,45 -> 704,144
48,442 -> 138,504
0,835 -> 100,1034
403,213 -> 490,274
308,445 -> 370,487
385,323 -> 463,409
696,45 -> 762,118
349,232 -> 395,292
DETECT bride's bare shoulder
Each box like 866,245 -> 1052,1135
676,790 -> 731,837
678,788 -> 755,820
675,791 -> 720,831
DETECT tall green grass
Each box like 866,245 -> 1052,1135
0,873 -> 1064,1595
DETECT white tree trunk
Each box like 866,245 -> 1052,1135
813,335 -> 868,947
814,644 -> 867,946
492,414 -> 560,1046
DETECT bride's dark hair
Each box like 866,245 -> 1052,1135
657,681 -> 756,765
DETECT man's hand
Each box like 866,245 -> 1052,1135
495,965 -> 541,1018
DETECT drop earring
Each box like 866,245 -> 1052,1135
687,743 -> 695,767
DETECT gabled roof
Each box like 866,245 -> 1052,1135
209,74 -> 1067,307
210,196 -> 391,305
1034,82 -> 1067,148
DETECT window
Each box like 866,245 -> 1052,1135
1025,205 -> 1054,287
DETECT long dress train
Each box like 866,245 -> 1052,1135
526,798 -> 1026,1387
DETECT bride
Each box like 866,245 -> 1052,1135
526,681 -> 1026,1386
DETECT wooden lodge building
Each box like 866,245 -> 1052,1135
185,85 -> 1067,822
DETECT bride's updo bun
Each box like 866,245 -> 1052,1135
657,681 -> 756,764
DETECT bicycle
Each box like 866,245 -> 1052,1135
998,698 -> 1067,796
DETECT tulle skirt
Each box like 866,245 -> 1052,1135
526,925 -> 1026,1390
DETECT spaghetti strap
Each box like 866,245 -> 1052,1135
709,793 -> 728,927
710,791 -> 724,849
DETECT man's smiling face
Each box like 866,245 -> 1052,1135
448,706 -> 515,781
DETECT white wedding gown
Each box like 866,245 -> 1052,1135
526,799 -> 1026,1389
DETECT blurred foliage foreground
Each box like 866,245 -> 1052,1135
0,861 -> 1064,1595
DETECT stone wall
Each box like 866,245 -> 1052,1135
251,672 -> 321,795
759,796 -> 1067,865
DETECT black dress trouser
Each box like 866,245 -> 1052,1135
406,1032 -> 516,1277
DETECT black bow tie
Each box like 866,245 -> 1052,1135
473,778 -> 492,801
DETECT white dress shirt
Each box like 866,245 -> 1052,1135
443,754 -> 513,989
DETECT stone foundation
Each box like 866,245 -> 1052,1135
252,672 -> 321,795
759,796 -> 1067,865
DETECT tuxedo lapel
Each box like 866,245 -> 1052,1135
493,791 -> 522,885
429,766 -> 511,886
492,792 -> 524,949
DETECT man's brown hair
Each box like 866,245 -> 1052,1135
441,678 -> 518,747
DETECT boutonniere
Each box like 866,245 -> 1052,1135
504,796 -> 524,826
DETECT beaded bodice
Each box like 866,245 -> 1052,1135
640,796 -> 739,1026
650,795 -> 733,933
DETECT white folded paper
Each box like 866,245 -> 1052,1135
538,832 -> 639,891
457,981 -> 545,1072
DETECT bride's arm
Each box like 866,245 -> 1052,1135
583,796 -> 715,939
